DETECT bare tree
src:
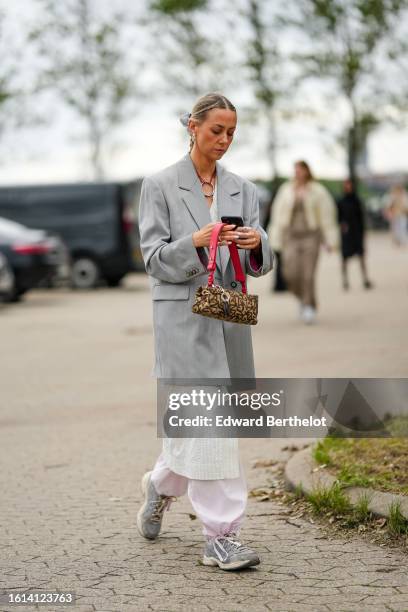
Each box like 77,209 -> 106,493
145,0 -> 235,115
289,0 -> 408,185
0,10 -> 39,157
387,35 -> 408,132
30,0 -> 143,179
240,0 -> 291,185
0,11 -> 15,142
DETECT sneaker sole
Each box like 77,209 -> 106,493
202,555 -> 260,571
136,471 -> 157,540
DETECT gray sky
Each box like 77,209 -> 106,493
1,0 -> 407,185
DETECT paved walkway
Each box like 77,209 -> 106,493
0,232 -> 407,611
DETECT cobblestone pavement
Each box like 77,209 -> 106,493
1,233 -> 407,611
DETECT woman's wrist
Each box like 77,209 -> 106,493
192,231 -> 200,248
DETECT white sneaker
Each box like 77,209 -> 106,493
301,305 -> 316,325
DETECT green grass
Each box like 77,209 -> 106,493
386,417 -> 408,437
288,428 -> 408,539
338,491 -> 373,528
354,492 -> 372,523
312,430 -> 408,496
307,482 -> 352,515
302,483 -> 408,536
388,501 -> 408,536
304,483 -> 373,528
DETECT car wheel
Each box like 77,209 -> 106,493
71,257 -> 100,289
0,263 -> 21,303
9,287 -> 27,302
4,287 -> 26,303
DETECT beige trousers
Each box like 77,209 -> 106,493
281,228 -> 321,308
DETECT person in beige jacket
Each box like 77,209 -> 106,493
384,184 -> 408,246
269,161 -> 339,324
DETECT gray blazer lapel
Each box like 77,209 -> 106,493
178,152 -> 222,273
178,152 -> 211,230
177,152 -> 243,278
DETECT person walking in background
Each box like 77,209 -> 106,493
136,92 -> 273,571
384,184 -> 408,246
269,160 -> 339,324
336,179 -> 373,291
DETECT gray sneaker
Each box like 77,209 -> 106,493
136,471 -> 176,540
203,533 -> 260,570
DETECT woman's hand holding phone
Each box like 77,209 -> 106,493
192,221 -> 261,249
220,216 -> 261,250
233,226 -> 262,250
193,222 -> 237,248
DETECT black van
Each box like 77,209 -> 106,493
0,181 -> 145,288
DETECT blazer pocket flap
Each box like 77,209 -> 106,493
152,285 -> 190,300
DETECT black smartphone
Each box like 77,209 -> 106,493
221,215 -> 244,227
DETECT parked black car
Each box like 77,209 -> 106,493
0,217 -> 70,302
0,181 -> 144,289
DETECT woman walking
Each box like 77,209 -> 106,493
384,184 -> 408,246
336,179 -> 373,290
136,92 -> 273,570
269,161 -> 339,324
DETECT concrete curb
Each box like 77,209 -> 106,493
284,446 -> 408,520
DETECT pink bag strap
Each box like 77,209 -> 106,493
207,222 -> 247,294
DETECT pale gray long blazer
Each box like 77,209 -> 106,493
139,151 -> 274,479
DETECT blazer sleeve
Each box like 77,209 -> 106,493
138,176 -> 208,283
245,183 -> 274,277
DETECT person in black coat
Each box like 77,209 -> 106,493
262,184 -> 287,292
336,179 -> 373,290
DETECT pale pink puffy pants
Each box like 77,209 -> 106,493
150,451 -> 247,538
